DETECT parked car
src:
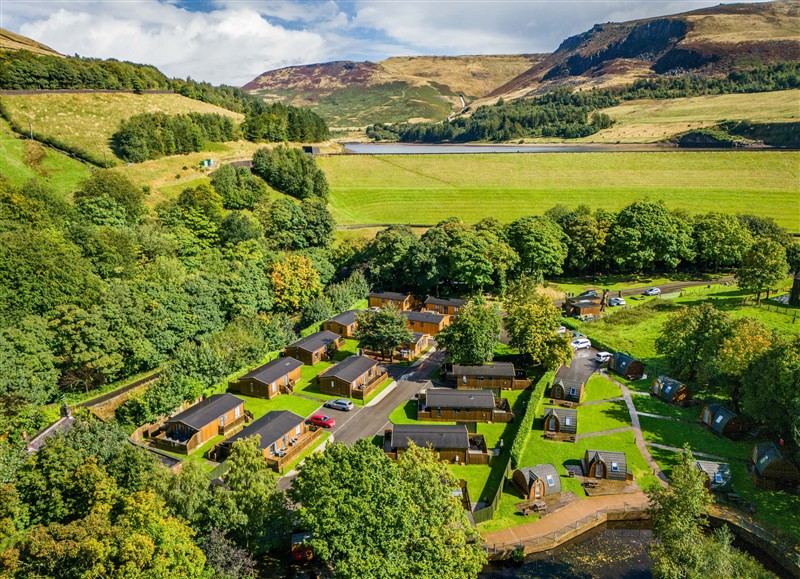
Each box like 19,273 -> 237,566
309,414 -> 336,428
594,351 -> 612,363
571,337 -> 592,350
608,297 -> 626,307
556,325 -> 567,335
643,287 -> 661,296
578,290 -> 599,298
324,399 -> 355,412
368,306 -> 381,312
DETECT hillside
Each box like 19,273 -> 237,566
243,55 -> 542,129
0,28 -> 62,57
488,0 -> 800,102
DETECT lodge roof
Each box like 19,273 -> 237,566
612,352 -> 640,373
319,355 -> 378,383
390,424 -> 470,450
328,309 -> 360,326
402,310 -> 447,325
452,362 -> 516,378
753,442 -> 784,475
167,394 -> 243,431
423,388 -> 495,409
696,460 -> 732,484
408,332 -> 428,346
369,291 -> 410,301
287,330 -> 341,353
543,407 -> 578,423
518,463 -> 561,493
239,357 -> 303,386
424,296 -> 467,307
704,403 -> 738,434
221,411 -> 305,450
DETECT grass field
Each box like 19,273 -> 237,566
575,400 -> 631,435
582,375 -> 622,403
320,151 -> 800,232
0,93 -> 244,166
639,416 -> 751,461
0,118 -> 90,195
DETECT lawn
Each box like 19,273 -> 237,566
0,117 -> 90,196
582,375 -> 622,403
631,394 -> 702,421
575,400 -> 631,435
235,393 -> 322,421
320,151 -> 800,232
638,415 -> 751,461
546,273 -> 722,297
0,92 -> 243,166
290,339 -> 361,403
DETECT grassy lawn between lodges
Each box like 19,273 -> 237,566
638,415 -> 751,461
631,393 -> 703,422
582,374 -> 622,403
320,151 -> 800,232
574,400 -> 631,435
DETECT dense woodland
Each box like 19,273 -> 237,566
368,61 -> 800,142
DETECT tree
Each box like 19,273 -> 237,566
712,318 -> 773,406
210,164 -> 269,210
0,316 -> 59,405
506,215 -> 568,278
74,170 -> 146,224
365,225 -> 417,289
269,254 -> 322,312
503,278 -> 573,369
290,440 -> 486,579
435,299 -> 500,364
198,529 -> 256,579
354,306 -> 413,360
785,241 -> 800,307
219,212 -> 263,246
251,145 -> 328,200
692,212 -> 753,272
655,303 -> 731,384
647,447 -> 770,579
736,238 -> 789,303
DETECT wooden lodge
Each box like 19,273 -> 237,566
317,354 -> 386,400
512,464 -> 562,500
563,296 -> 602,318
696,460 -> 733,493
398,332 -> 430,361
451,362 -> 529,392
700,404 -> 750,439
417,387 -> 512,423
402,310 -> 449,336
154,394 -> 245,455
751,442 -> 800,491
211,410 -> 321,471
383,424 -> 490,465
607,353 -> 644,379
650,376 -> 692,406
368,291 -> 414,311
423,296 -> 466,318
284,331 -> 342,366
230,357 -> 303,399
582,449 -> 632,481
550,377 -> 584,403
323,309 -> 360,339
542,407 -> 577,435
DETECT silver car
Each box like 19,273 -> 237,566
643,287 -> 661,296
324,399 -> 355,412
608,297 -> 626,306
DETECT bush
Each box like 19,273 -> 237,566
251,145 -> 328,200
510,371 -> 555,468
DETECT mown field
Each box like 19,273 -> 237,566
0,93 -> 244,166
320,151 -> 800,232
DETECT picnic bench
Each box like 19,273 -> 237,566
517,500 -> 548,516
583,481 -> 599,489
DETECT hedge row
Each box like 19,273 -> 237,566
510,370 -> 555,469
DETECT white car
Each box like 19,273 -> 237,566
367,306 -> 381,312
571,337 -> 592,350
556,325 -> 567,335
608,297 -> 626,307
643,287 -> 661,296
594,351 -> 612,363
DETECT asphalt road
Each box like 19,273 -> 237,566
556,346 -> 600,385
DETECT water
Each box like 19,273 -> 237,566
481,523 -> 654,579
343,143 -> 736,155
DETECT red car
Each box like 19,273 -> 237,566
309,414 -> 335,428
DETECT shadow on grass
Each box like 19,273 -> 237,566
393,400 -> 417,422
599,401 -> 633,425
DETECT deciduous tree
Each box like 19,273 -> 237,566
269,254 -> 322,312
435,299 -> 500,365
355,306 -> 413,360
736,238 -> 789,303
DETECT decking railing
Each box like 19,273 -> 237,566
482,501 -> 649,554
265,428 -> 325,473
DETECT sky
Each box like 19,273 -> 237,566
1,0 -> 768,86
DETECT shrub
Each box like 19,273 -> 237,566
510,371 -> 555,468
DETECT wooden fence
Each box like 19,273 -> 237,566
742,298 -> 798,321
472,458 -> 513,525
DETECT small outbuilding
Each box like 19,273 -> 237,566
452,362 -> 526,392
318,354 -> 385,400
512,464 -> 562,500
402,310 -> 449,336
550,378 -> 584,403
751,442 -> 800,491
582,449 -> 632,481
563,296 -> 602,318
284,331 -> 342,366
650,376 -> 692,406
700,404 -> 750,439
398,332 -> 430,361
607,353 -> 644,379
423,296 -> 467,317
368,291 -> 413,311
542,407 -> 578,435
323,310 -> 360,339
695,460 -> 733,493
230,356 -> 303,399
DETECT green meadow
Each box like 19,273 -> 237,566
319,151 -> 800,232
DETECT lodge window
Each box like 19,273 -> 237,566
611,462 -> 619,472
453,408 -> 461,414
714,472 -> 723,484
249,383 -> 254,393
220,416 -> 226,426
569,387 -> 577,396
330,381 -> 335,391
546,475 -> 555,487
715,415 -> 724,424
477,376 -> 484,381
272,382 -> 277,393
565,417 -> 572,426
437,407 -> 441,417
462,376 -> 467,385
295,425 -> 302,436
235,407 -> 241,418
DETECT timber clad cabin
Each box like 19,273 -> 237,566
417,388 -> 512,423
323,310 -> 360,339
512,464 -> 562,500
608,353 -> 644,379
651,376 -> 692,405
211,410 -> 311,467
542,407 -> 577,435
452,362 -> 527,392
398,332 -> 430,360
696,460 -> 733,493
550,378 -> 584,403
318,354 -> 385,399
751,442 -> 800,491
582,449 -> 633,481
563,296 -> 602,318
155,394 -> 245,455
401,310 -> 449,336
230,357 -> 303,399
284,331 -> 342,366
700,404 -> 750,439
368,291 -> 413,310
423,296 -> 467,317
383,424 -> 490,465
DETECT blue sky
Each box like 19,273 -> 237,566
1,0 -> 767,86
